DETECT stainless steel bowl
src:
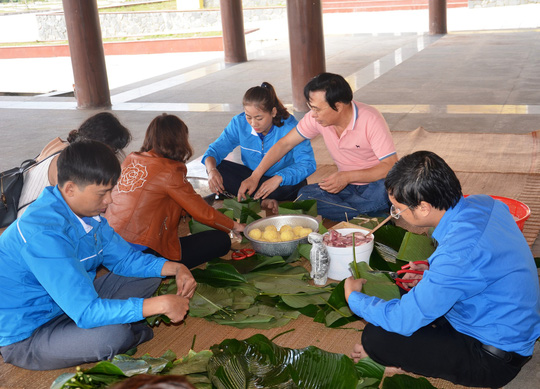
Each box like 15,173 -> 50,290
244,214 -> 320,257
186,176 -> 215,205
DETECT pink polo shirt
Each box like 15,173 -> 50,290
297,101 -> 396,184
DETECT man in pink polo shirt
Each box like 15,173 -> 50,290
238,73 -> 397,221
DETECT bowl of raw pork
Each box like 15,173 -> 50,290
323,228 -> 374,281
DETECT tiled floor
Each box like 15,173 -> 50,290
0,5 -> 539,387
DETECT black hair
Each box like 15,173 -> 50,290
67,112 -> 132,153
385,151 -> 462,211
57,139 -> 121,188
243,82 -> 290,127
303,73 -> 353,111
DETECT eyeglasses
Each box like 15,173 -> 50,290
306,102 -> 331,114
390,204 -> 410,219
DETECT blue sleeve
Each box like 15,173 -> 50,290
21,230 -> 150,329
271,116 -> 316,186
201,114 -> 242,166
348,253 -> 467,336
100,219 -> 167,279
274,137 -> 316,186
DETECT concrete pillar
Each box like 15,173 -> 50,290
429,0 -> 447,35
219,0 -> 248,63
287,0 -> 326,112
62,0 -> 111,109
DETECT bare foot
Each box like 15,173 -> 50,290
261,199 -> 279,214
351,343 -> 368,363
351,343 -> 405,374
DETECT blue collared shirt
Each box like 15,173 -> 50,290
0,186 -> 167,346
348,195 -> 540,356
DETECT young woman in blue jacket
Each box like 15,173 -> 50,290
202,82 -> 316,205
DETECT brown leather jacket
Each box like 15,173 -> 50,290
105,150 -> 234,261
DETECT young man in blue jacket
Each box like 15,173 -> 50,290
344,151 -> 539,388
0,140 -> 196,370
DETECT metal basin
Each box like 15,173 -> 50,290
186,176 -> 215,205
244,214 -> 320,257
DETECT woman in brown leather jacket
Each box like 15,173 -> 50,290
105,114 -> 244,268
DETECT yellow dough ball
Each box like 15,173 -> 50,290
298,227 -> 313,238
263,229 -> 279,241
248,228 -> 262,240
293,226 -> 304,237
265,225 -> 278,232
280,230 -> 296,241
280,225 -> 293,233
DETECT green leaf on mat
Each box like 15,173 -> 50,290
168,350 -> 213,376
191,263 -> 247,287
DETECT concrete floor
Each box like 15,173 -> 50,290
0,4 -> 539,388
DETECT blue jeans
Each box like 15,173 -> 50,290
297,179 -> 390,221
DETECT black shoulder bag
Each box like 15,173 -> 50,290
0,152 -> 61,228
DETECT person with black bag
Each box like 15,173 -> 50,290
0,112 -> 132,229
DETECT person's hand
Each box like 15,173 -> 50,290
174,264 -> 197,299
253,176 -> 283,200
233,221 -> 245,234
207,168 -> 224,194
318,172 -> 349,194
261,199 -> 279,214
238,175 -> 260,201
401,261 -> 429,289
160,294 -> 191,323
344,277 -> 367,302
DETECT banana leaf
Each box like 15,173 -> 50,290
208,334 -> 359,389
313,280 -> 357,328
210,305 -> 301,329
168,349 -> 213,375
189,208 -> 235,234
281,290 -> 332,308
397,232 -> 436,262
355,357 -> 385,381
357,262 -> 401,301
239,205 -> 262,224
223,196 -> 261,220
373,225 -> 406,251
278,199 -> 318,216
191,263 -> 247,287
189,283 -> 236,318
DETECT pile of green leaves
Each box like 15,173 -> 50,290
51,335 -> 438,389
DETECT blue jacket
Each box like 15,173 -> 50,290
0,186 -> 167,347
202,113 -> 316,186
348,195 -> 540,356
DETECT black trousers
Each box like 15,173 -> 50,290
144,229 -> 231,269
362,317 -> 528,388
217,160 -> 307,201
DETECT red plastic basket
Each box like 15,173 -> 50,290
465,195 -> 531,231
490,196 -> 531,231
